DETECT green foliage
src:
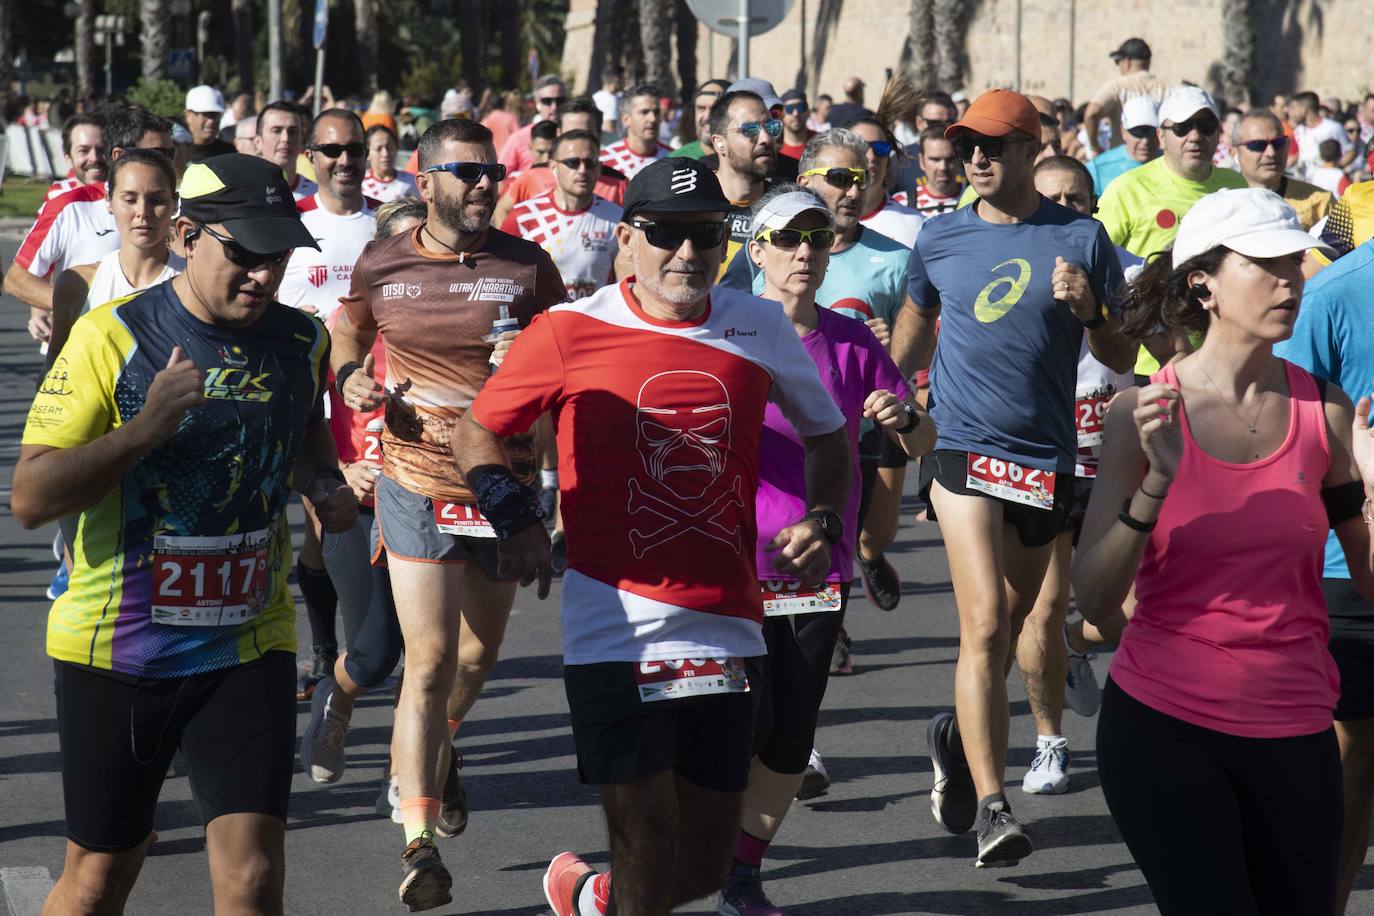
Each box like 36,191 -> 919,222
125,77 -> 184,118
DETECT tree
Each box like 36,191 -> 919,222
354,0 -> 379,94
932,0 -> 964,90
906,0 -> 936,89
231,0 -> 254,93
499,0 -> 520,90
673,0 -> 696,105
0,0 -> 10,92
457,0 -> 486,92
140,0 -> 168,81
75,0 -> 95,98
587,0 -> 614,90
638,0 -> 673,94
1219,0 -> 1256,107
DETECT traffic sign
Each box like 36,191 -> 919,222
312,0 -> 328,50
168,48 -> 195,79
685,0 -> 793,36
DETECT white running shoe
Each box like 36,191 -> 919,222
375,772 -> 403,823
795,747 -> 831,800
300,676 -> 350,784
1021,736 -> 1069,794
1063,623 -> 1102,717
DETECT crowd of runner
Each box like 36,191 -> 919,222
9,31 -> 1374,916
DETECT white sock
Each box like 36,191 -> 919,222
541,469 -> 558,488
577,872 -> 602,916
1037,734 -> 1068,747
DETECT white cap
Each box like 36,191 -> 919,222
728,78 -> 783,111
1172,188 -> 1335,267
184,85 -> 226,114
749,190 -> 835,238
1157,85 -> 1217,126
1121,95 -> 1160,131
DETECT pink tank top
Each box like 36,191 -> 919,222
1110,360 -> 1339,738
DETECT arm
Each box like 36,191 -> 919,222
1330,390 -> 1374,601
1082,101 -> 1108,155
866,389 -> 936,458
44,267 -> 91,371
330,300 -> 386,411
766,425 -> 852,585
4,265 -> 55,311
291,419 -> 359,534
890,297 -> 940,379
1084,316 -> 1138,374
1056,253 -> 1137,374
492,191 -> 518,230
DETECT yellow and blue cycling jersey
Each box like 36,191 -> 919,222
22,280 -> 329,678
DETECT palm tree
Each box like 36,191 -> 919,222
499,0 -> 521,90
0,0 -> 10,92
457,0 -> 486,92
231,0 -> 253,92
355,0 -> 379,94
1219,0 -> 1255,107
638,0 -> 673,94
75,0 -> 95,98
932,0 -> 964,90
674,0 -> 696,105
906,0 -> 936,89
140,0 -> 168,81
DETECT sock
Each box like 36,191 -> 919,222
577,870 -> 609,916
978,792 -> 1008,814
296,559 -> 339,652
734,830 -> 770,869
540,469 -> 558,489
1037,734 -> 1065,745
399,797 -> 441,844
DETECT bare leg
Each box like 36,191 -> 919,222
205,813 -> 285,916
41,840 -> 148,916
738,757 -> 807,843
1014,533 -> 1072,738
858,465 -> 905,561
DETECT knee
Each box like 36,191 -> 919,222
213,850 -> 283,910
456,640 -> 501,677
959,608 -> 1010,658
55,855 -> 140,914
400,652 -> 457,697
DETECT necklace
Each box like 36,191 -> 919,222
1195,362 -> 1270,434
421,221 -> 477,263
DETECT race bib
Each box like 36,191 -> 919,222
152,529 -> 271,626
760,579 -> 843,617
433,501 -> 497,537
966,453 -> 1056,511
634,657 -> 750,703
1075,393 -> 1110,448
361,418 -> 384,464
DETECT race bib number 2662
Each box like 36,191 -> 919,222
966,453 -> 1056,511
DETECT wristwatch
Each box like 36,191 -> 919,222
1080,304 -> 1107,330
895,402 -> 921,435
804,509 -> 843,545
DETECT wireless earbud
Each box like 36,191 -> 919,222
1190,283 -> 1210,300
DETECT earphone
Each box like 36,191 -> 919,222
1190,283 -> 1210,300
184,225 -> 201,244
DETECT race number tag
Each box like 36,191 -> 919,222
433,501 -> 497,537
634,657 -> 750,703
966,453 -> 1056,511
152,530 -> 271,626
760,579 -> 843,617
361,418 -> 384,464
1075,387 -> 1112,448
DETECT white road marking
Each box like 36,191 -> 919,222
1,866 -> 54,916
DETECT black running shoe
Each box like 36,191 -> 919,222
550,530 -> 568,574
857,552 -> 901,610
829,626 -> 854,675
295,647 -> 336,701
399,833 -> 453,911
435,747 -> 468,837
976,799 -> 1033,868
539,485 -> 558,522
928,712 -> 976,834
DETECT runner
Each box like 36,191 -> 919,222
256,100 -> 320,200
364,124 -> 421,202
331,117 -> 565,911
672,79 -> 730,160
889,89 -> 1133,866
498,75 -> 567,174
450,155 -> 850,916
717,184 -> 934,916
599,84 -> 671,179
12,152 -> 356,914
779,90 -> 814,159
1072,188 -> 1353,916
707,90 -> 781,277
900,127 -> 966,216
1084,96 -> 1161,197
850,117 -> 925,249
44,113 -> 106,201
183,85 -> 235,161
1234,108 -> 1334,230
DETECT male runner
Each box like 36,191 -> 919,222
889,89 -> 1133,866
44,113 -> 107,200
708,90 -> 781,276
900,127 -> 966,215
184,84 -> 235,161
850,118 -> 925,249
331,118 -> 565,911
12,152 -> 356,914
452,155 -> 850,916
600,84 -> 671,179
256,100 -> 320,200
671,79 -> 730,160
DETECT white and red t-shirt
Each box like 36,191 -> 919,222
278,195 -> 378,321
500,192 -> 622,300
904,183 -> 963,217
1073,338 -> 1135,479
860,196 -> 924,249
14,183 -> 118,279
599,139 -> 671,180
361,169 -> 419,203
46,173 -> 81,201
470,280 -> 845,665
290,174 -> 320,201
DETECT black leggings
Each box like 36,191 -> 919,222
1097,678 -> 1341,916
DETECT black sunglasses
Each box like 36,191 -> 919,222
424,161 -> 507,183
950,133 -> 1031,161
556,156 -> 600,172
1125,126 -> 1156,140
783,103 -> 808,115
310,142 -> 366,159
1164,116 -> 1220,138
1241,136 -> 1289,154
536,96 -> 568,107
632,219 -> 726,251
192,222 -> 291,269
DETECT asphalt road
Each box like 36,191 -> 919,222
0,229 -> 1370,915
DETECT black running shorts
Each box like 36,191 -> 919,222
54,651 -> 296,852
918,449 -> 1072,549
1325,579 -> 1374,722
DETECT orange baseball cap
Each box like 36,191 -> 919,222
945,89 -> 1041,141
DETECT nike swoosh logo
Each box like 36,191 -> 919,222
95,229 -> 115,236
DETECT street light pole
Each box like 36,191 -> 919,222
737,0 -> 749,79
268,0 -> 283,102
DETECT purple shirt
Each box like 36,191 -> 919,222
755,306 -> 910,584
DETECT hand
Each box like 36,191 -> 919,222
306,472 -> 360,533
28,308 -> 52,343
342,461 -> 381,501
864,389 -> 911,431
298,304 -> 320,317
1052,256 -> 1095,322
1351,396 -> 1374,492
490,329 -> 519,368
767,521 -> 832,587
342,353 -> 385,412
497,523 -> 553,599
134,347 -> 205,447
1133,383 -> 1183,485
865,317 -> 891,349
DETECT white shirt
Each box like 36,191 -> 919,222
599,139 -> 671,180
1294,118 -> 1352,178
277,195 -> 377,320
859,197 -> 924,249
361,169 -> 419,203
81,249 -> 182,315
503,192 -> 621,300
592,89 -> 621,129
15,184 -> 118,279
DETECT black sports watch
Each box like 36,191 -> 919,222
804,509 -> 843,545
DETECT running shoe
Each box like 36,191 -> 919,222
300,676 -> 350,783
927,712 -> 976,834
398,833 -> 452,912
542,851 -> 594,916
376,771 -> 402,823
829,626 -> 854,676
550,529 -> 568,574
856,552 -> 901,610
1020,736 -> 1069,795
46,562 -> 69,600
975,798 -> 1033,867
717,863 -> 786,915
435,747 -> 467,837
296,648 -> 336,701
539,485 -> 558,522
795,747 -> 831,800
1063,623 -> 1102,717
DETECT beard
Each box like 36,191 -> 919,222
727,146 -> 775,182
638,259 -> 709,306
433,184 -> 493,234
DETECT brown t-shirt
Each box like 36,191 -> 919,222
341,225 -> 567,502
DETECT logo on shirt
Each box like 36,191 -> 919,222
94,229 -> 115,236
308,265 -> 328,288
974,258 -> 1032,323
723,327 -> 757,338
1155,209 -> 1177,229
204,366 -> 273,403
38,358 -> 73,396
382,282 -> 420,300
448,277 -> 524,303
218,345 -> 249,367
670,168 -> 699,195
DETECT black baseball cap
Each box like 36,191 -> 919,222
1110,38 -> 1152,62
781,89 -> 808,105
621,158 -> 730,223
179,153 -> 318,253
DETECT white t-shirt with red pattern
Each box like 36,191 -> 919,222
277,195 -> 378,321
599,139 -> 671,180
500,192 -> 622,300
361,169 -> 419,203
15,183 -> 117,279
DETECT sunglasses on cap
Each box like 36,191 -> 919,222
556,156 -> 600,171
1163,116 -> 1220,137
801,166 -> 870,190
536,96 -> 567,107
1125,126 -> 1157,140
1240,136 -> 1289,154
423,161 -> 507,183
950,133 -> 1032,161
868,140 -> 893,158
631,219 -> 726,251
783,102 -> 808,115
310,142 -> 366,159
190,222 -> 292,269
755,226 -> 837,250
728,119 -> 784,140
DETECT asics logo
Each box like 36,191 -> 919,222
974,258 -> 1032,323
670,169 -> 698,194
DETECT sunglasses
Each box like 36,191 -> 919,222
193,222 -> 291,269
1163,116 -> 1220,137
536,96 -> 567,107
556,156 -> 600,171
1125,126 -> 1156,140
783,103 -> 808,115
1240,136 -> 1289,154
868,140 -> 893,158
631,219 -> 726,251
729,119 -> 784,140
310,142 -> 366,159
423,161 -> 507,183
756,226 -> 837,250
950,133 -> 1032,161
802,166 -> 870,189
